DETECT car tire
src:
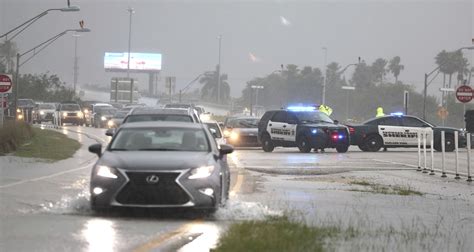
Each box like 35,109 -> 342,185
364,135 -> 383,152
434,134 -> 455,152
358,143 -> 369,152
297,136 -> 312,153
261,134 -> 275,152
336,144 -> 349,153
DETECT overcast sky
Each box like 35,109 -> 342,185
1,0 -> 472,97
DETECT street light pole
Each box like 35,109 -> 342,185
321,47 -> 328,105
127,7 -> 134,78
217,35 -> 222,104
72,33 -> 80,95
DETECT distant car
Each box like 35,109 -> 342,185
347,114 -> 466,152
107,110 -> 129,129
258,106 -> 350,153
89,103 -> 114,127
204,120 -> 226,146
35,103 -> 57,123
93,106 -> 118,128
164,103 -> 203,115
16,99 -> 36,122
55,103 -> 84,126
224,117 -> 260,147
88,121 -> 234,212
123,107 -> 202,124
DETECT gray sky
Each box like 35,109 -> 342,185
1,0 -> 472,97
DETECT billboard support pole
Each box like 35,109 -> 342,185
130,78 -> 134,104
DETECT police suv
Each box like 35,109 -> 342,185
347,113 -> 465,152
258,106 -> 350,153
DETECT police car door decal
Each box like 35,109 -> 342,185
378,125 -> 408,145
268,120 -> 285,140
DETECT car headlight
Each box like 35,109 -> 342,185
78,111 -> 83,117
63,112 -> 68,117
107,120 -> 114,127
17,114 -> 24,120
16,108 -> 21,113
96,165 -> 118,179
223,129 -> 231,137
188,165 -> 215,179
101,116 -> 107,121
40,110 -> 45,115
230,131 -> 239,141
84,109 -> 89,114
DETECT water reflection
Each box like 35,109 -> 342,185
81,219 -> 116,252
178,222 -> 221,252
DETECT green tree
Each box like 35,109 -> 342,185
199,65 -> 231,104
371,58 -> 388,84
388,56 -> 404,83
351,61 -> 374,89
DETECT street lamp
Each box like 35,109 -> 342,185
72,33 -> 81,95
422,46 -> 474,119
126,7 -> 135,78
321,47 -> 328,105
13,28 -> 91,115
0,6 -> 80,41
217,35 -> 222,104
178,71 -> 212,102
341,86 -> 356,121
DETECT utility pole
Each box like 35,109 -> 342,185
217,35 -> 222,104
72,33 -> 80,95
127,7 -> 134,78
321,47 -> 328,105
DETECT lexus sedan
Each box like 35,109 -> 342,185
88,121 -> 233,212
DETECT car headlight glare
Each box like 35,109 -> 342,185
101,116 -> 107,121
78,111 -> 83,117
84,109 -> 89,114
230,131 -> 239,141
40,110 -> 45,115
63,112 -> 68,117
223,129 -> 231,137
107,120 -> 114,127
96,165 -> 118,179
188,165 -> 215,179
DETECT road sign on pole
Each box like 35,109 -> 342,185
455,85 -> 473,103
437,106 -> 448,120
0,74 -> 13,127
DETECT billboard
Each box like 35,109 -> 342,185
104,52 -> 162,72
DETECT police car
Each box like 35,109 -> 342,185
347,113 -> 465,152
257,106 -> 350,153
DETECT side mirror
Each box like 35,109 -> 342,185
105,128 -> 116,136
88,143 -> 102,157
334,120 -> 339,125
219,144 -> 234,157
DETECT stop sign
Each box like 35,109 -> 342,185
456,85 -> 473,103
0,74 -> 13,94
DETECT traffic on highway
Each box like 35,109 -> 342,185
1,1 -> 473,251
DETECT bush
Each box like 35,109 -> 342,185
0,122 -> 34,154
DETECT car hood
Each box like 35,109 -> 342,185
231,128 -> 258,135
98,151 -> 215,171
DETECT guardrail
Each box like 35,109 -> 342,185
417,130 -> 472,182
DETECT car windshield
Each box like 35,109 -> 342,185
38,104 -> 55,110
205,122 -> 222,138
17,99 -> 35,107
227,118 -> 259,128
165,104 -> 191,109
96,107 -> 117,115
110,127 -> 209,152
125,114 -> 193,123
113,111 -> 129,118
294,111 -> 333,124
61,104 -> 80,111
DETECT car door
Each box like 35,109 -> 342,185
284,112 -> 298,142
376,117 -> 405,146
401,116 -> 433,146
267,111 -> 287,141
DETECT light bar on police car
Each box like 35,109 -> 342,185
287,106 -> 316,112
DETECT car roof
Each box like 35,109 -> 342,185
94,103 -> 113,107
120,121 -> 204,129
129,107 -> 191,115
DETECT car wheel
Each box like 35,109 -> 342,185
364,135 -> 383,152
336,144 -> 349,153
435,134 -> 455,152
358,143 -> 369,152
297,136 -> 312,153
261,134 -> 275,152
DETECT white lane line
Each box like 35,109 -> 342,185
0,162 -> 94,189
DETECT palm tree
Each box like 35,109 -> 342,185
199,65 -> 230,103
388,56 -> 404,83
0,41 -> 18,73
371,58 -> 388,84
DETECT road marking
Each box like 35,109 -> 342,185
0,160 -> 95,189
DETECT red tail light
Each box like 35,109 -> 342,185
348,127 -> 355,135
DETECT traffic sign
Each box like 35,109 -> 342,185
437,107 -> 448,120
0,74 -> 13,94
455,85 -> 473,103
1,96 -> 8,108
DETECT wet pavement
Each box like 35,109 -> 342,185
1,125 -> 473,251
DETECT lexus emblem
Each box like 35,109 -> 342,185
146,175 -> 159,184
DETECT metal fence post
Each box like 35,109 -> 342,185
454,131 -> 460,179
430,132 -> 435,175
467,133 -> 472,182
423,132 -> 428,173
441,131 -> 447,177
417,130 -> 422,171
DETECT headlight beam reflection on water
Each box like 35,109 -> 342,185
81,219 -> 116,252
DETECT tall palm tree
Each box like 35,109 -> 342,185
388,56 -> 404,83
0,41 -> 18,73
199,65 -> 230,103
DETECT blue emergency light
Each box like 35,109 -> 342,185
390,112 -> 404,116
287,106 -> 316,112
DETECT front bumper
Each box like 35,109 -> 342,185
227,134 -> 260,147
61,116 -> 84,124
90,168 -> 219,209
308,130 -> 349,149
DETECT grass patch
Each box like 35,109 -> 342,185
214,216 -> 356,252
0,121 -> 34,154
14,127 -> 81,161
349,180 -> 423,196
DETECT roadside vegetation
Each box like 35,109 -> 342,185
349,180 -> 423,196
214,216 -> 357,252
14,127 -> 80,161
0,121 -> 34,154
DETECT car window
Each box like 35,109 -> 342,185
402,117 -> 428,127
124,114 -> 193,123
61,104 -> 80,111
293,111 -> 333,124
377,117 -> 401,126
110,127 -> 209,152
205,123 -> 222,138
227,118 -> 259,128
271,112 -> 287,123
